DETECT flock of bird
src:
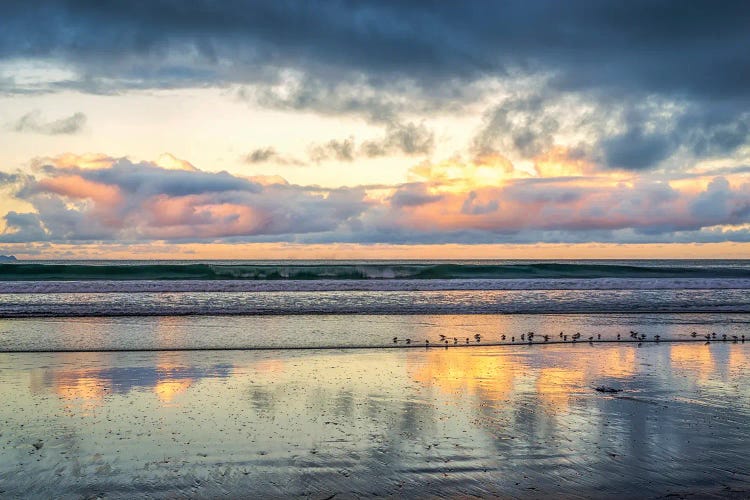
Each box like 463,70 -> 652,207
390,330 -> 747,347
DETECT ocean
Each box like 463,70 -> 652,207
1,259 -> 749,350
2,259 -> 750,317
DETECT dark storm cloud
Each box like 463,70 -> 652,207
2,0 -> 748,102
11,111 -> 86,135
602,126 -> 676,171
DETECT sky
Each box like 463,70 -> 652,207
1,0 -> 750,259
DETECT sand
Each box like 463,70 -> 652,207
2,337 -> 750,498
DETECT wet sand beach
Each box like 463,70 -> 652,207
2,315 -> 750,498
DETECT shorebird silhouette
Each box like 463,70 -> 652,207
597,334 -> 601,340
393,337 -> 398,343
563,335 -> 568,341
425,339 -> 429,346
511,336 -> 515,342
742,335 -> 746,343
466,337 -> 470,344
691,331 -> 698,338
521,333 -> 525,341
406,338 -> 411,344
617,333 -> 621,340
501,334 -> 506,341
722,334 -> 727,341
543,335 -> 550,342
559,332 -> 564,338
474,334 -> 481,342
654,335 -> 660,342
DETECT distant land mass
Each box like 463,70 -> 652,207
0,255 -> 17,262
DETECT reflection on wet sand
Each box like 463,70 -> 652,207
3,343 -> 750,498
29,351 -> 233,406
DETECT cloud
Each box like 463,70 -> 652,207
0,155 -> 371,243
0,171 -> 20,185
473,95 -> 560,159
309,137 -> 356,163
11,110 -> 86,135
4,0 -> 750,175
2,1 -> 748,100
361,121 -> 434,157
2,151 -> 750,245
390,183 -> 443,208
307,121 -> 435,163
602,126 -> 676,171
243,147 -> 305,166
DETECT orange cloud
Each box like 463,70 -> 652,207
36,175 -> 122,206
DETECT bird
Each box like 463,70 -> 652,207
393,337 -> 398,343
722,334 -> 727,341
511,336 -> 515,342
501,334 -> 506,341
454,337 -> 458,344
704,334 -> 711,341
521,333 -> 525,341
712,332 -> 717,338
559,332 -> 564,338
732,335 -> 738,342
425,339 -> 430,346
588,336 -> 594,343
742,335 -> 746,343
406,338 -> 411,344
563,335 -> 568,341
543,335 -> 550,342
638,342 -> 642,347
654,335 -> 660,342
597,334 -> 601,340
474,334 -> 482,342
439,334 -> 447,341
617,333 -> 621,340
465,337 -> 470,344
691,331 -> 698,338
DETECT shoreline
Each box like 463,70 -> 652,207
0,335 -> 745,353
